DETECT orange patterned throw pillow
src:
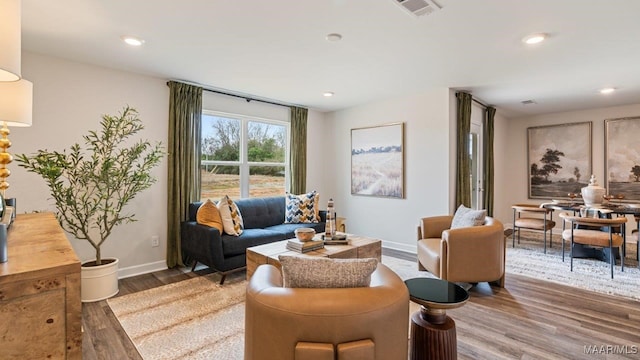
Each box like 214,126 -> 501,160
196,199 -> 224,233
217,195 -> 244,236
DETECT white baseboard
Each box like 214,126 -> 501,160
119,260 -> 168,279
382,240 -> 417,254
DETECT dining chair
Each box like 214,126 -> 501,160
512,204 -> 555,254
559,212 -> 627,279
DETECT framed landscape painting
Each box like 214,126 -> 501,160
527,122 -> 592,199
605,116 -> 640,202
351,122 -> 404,198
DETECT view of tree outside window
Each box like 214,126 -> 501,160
200,113 -> 287,201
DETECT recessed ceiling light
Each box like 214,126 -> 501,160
600,87 -> 616,94
522,33 -> 547,45
121,36 -> 145,46
326,33 -> 342,42
323,92 -> 334,97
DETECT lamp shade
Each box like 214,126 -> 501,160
0,0 -> 22,81
0,79 -> 32,127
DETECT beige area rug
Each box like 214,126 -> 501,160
108,243 -> 640,360
107,275 -> 247,360
507,230 -> 640,301
107,256 -> 426,360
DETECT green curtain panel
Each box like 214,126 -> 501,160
484,106 -> 496,216
167,81 -> 203,268
289,106 -> 308,195
455,92 -> 472,208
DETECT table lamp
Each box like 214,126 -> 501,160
0,0 -> 22,82
0,79 -> 33,197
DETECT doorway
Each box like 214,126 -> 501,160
470,104 -> 485,210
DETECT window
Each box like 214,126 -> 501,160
200,112 -> 288,201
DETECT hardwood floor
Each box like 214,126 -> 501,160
81,250 -> 640,360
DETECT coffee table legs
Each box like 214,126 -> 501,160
410,306 -> 457,360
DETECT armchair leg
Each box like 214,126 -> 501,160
191,260 -> 198,272
490,275 -> 505,288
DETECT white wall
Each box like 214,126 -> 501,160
498,103 -> 640,228
14,52 -> 169,277
305,110 -> 329,196
326,88 -> 452,252
492,111 -> 510,224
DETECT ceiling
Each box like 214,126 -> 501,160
20,0 -> 640,117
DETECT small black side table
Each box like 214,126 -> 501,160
405,277 -> 469,360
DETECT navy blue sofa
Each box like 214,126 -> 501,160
181,196 -> 326,284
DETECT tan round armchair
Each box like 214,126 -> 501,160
417,215 -> 505,287
245,263 -> 409,360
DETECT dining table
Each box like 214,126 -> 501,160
541,201 -> 640,266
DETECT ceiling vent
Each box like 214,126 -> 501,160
521,100 -> 537,105
395,0 -> 441,17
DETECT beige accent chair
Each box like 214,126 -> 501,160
559,212 -> 627,278
245,263 -> 409,360
512,204 -> 556,254
417,215 -> 505,287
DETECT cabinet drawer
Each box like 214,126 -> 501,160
0,289 -> 66,359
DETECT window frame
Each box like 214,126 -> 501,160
201,110 -> 290,199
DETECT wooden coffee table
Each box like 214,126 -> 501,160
246,234 -> 382,279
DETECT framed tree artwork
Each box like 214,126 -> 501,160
605,116 -> 640,202
351,122 -> 404,198
527,122 -> 592,199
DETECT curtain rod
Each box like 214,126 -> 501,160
472,98 -> 490,108
204,88 -> 292,109
167,81 -> 294,109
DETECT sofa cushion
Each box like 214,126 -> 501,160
218,195 -> 244,235
221,229 -> 284,257
196,199 -> 224,232
278,255 -> 378,288
265,223 -> 326,239
285,191 -> 320,223
236,196 -> 287,229
451,205 -> 486,229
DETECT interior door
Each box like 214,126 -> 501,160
470,105 -> 485,210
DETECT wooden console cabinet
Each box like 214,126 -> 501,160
0,213 -> 82,359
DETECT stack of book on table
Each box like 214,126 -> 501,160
322,232 -> 349,245
287,238 -> 324,253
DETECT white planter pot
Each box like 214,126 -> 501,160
81,258 -> 119,302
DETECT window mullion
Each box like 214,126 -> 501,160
240,118 -> 249,198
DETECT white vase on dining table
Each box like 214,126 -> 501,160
581,174 -> 605,207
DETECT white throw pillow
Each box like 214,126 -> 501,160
451,205 -> 486,229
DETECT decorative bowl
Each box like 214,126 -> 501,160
294,228 -> 316,242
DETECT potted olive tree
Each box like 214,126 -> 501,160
16,106 -> 163,302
